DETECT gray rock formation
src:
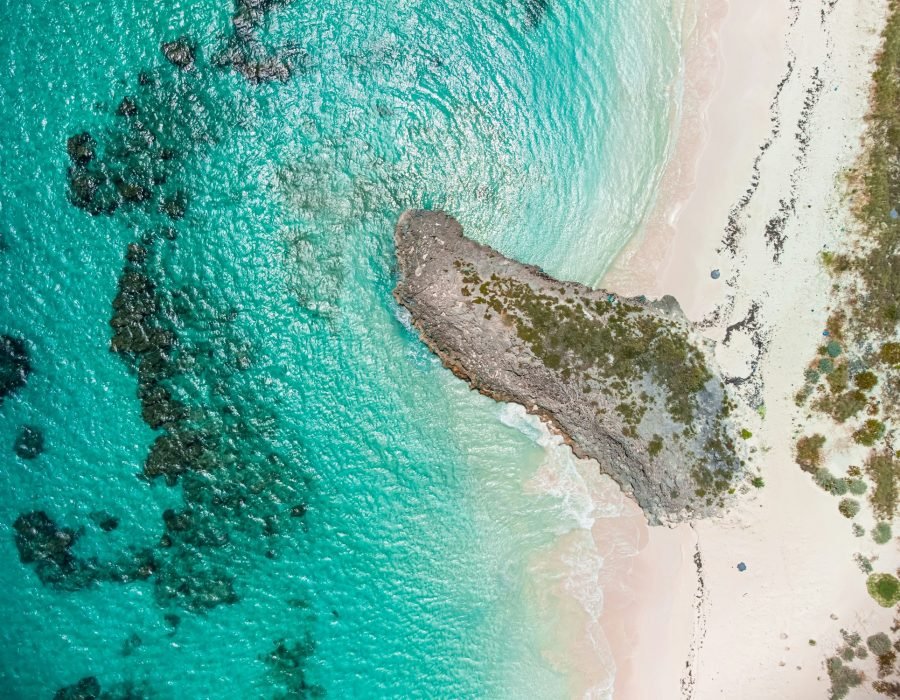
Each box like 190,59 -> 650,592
394,210 -> 742,524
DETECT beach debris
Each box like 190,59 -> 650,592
711,268 -> 721,280
737,561 -> 747,572
890,208 -> 898,219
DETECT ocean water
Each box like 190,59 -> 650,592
0,0 -> 685,697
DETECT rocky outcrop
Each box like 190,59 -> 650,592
393,210 -> 742,524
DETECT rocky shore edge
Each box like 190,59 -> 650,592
393,210 -> 744,524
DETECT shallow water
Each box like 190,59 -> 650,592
0,0 -> 683,696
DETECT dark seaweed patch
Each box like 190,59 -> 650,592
263,636 -> 325,699
213,0 -> 307,84
13,424 -> 44,459
0,334 -> 31,404
12,511 -> 154,591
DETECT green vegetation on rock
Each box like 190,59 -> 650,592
465,271 -> 713,427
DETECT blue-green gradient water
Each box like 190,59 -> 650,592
0,0 -> 685,696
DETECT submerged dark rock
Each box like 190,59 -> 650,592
159,189 -> 188,220
66,133 -> 96,166
115,96 -> 138,118
89,510 -> 119,532
0,334 -> 31,404
11,511 -> 96,589
13,511 -> 76,567
394,210 -> 742,524
13,425 -> 44,459
53,676 -> 101,700
13,510 -> 152,589
121,632 -> 142,656
154,560 -> 239,612
263,636 -> 323,698
144,430 -> 206,483
161,36 -> 197,70
522,0 -> 549,27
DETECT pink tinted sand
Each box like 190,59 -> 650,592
603,0 -> 787,321
600,1 -> 791,696
597,0 -> 897,697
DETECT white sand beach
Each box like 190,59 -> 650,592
599,0 -> 898,697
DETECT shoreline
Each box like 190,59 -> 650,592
598,0 -> 894,697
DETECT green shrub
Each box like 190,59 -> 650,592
867,573 -> 900,607
869,634 -> 893,659
847,479 -> 868,495
854,419 -> 886,446
796,434 -> 826,472
872,680 -> 900,696
826,656 -> 864,699
817,389 -> 868,422
827,364 -> 850,392
838,498 -> 860,518
880,342 -> 900,367
819,358 -> 835,373
751,476 -> 765,488
872,522 -> 892,545
854,371 -> 878,390
852,523 -> 865,537
814,469 -> 848,496
866,451 -> 899,520
795,384 -> 813,406
740,428 -> 753,439
826,341 -> 843,358
648,434 -> 663,457
804,368 -> 821,382
855,554 -> 874,574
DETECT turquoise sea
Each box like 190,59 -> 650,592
0,0 -> 685,697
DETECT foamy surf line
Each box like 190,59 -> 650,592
499,404 -> 638,698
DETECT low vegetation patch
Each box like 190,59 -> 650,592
826,655 -> 864,699
838,498 -> 861,519
867,573 -> 900,608
815,468 -> 848,496
796,434 -> 827,472
872,522 -> 893,545
795,2 -> 900,526
854,419 -> 887,446
866,450 -> 899,520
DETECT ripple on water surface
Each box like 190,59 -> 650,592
0,0 -> 684,696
